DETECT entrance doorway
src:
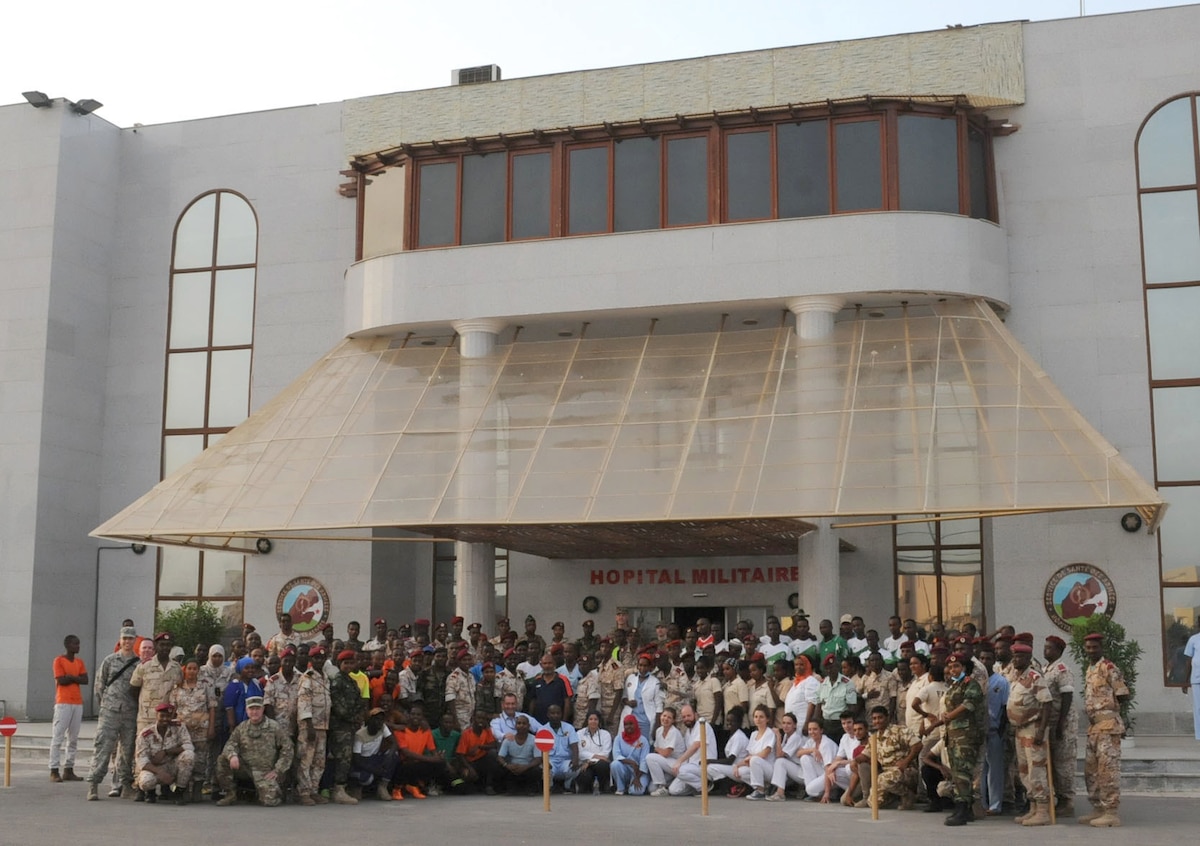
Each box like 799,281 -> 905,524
674,606 -> 724,633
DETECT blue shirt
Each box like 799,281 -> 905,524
222,678 -> 263,726
986,671 -> 1010,733
546,720 -> 578,765
499,733 -> 538,766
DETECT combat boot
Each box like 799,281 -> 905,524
1056,797 -> 1074,817
331,784 -> 359,805
215,793 -> 238,806
50,768 -> 62,782
63,767 -> 83,781
86,783 -> 99,801
377,780 -> 393,801
1078,806 -> 1104,824
1021,801 -> 1051,826
119,784 -> 136,800
944,801 -> 971,826
1089,810 -> 1121,827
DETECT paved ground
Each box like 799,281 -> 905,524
0,761 -> 1194,846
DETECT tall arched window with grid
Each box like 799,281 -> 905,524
156,190 -> 258,639
1136,94 -> 1200,684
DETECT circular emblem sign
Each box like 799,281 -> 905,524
276,577 -> 331,634
1043,563 -> 1116,633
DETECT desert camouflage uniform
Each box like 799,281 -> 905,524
496,669 -> 526,706
130,658 -> 183,732
862,669 -> 899,720
1043,657 -> 1078,800
1006,665 -> 1052,802
295,668 -> 331,798
662,664 -> 693,713
266,631 -> 301,657
88,652 -> 141,789
573,670 -> 601,730
598,659 -> 629,732
217,716 -> 294,806
169,684 -> 214,791
396,665 -> 420,707
1084,657 -> 1128,811
942,676 -> 983,805
871,723 -> 918,800
445,667 -> 477,729
135,722 -> 195,792
262,671 -> 301,739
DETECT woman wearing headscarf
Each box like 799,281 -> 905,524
611,715 -> 650,796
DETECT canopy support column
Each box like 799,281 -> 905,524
788,296 -> 845,625
452,318 -> 506,628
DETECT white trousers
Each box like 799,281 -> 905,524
50,703 -> 83,769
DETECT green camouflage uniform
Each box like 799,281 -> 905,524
942,675 -> 983,804
328,672 -> 363,786
217,716 -> 294,806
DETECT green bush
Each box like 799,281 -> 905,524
154,601 -> 226,659
1068,615 -> 1143,731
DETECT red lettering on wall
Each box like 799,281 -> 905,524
623,570 -> 635,584
591,570 -> 605,585
606,570 -> 620,585
789,566 -> 800,581
751,568 -> 765,583
693,570 -> 709,584
773,567 -> 788,582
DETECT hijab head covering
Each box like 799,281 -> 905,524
621,714 -> 642,744
794,654 -> 812,680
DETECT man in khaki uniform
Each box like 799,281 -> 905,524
1043,634 -> 1077,816
135,703 -> 195,804
295,646 -> 332,805
1080,632 -> 1129,828
130,633 -> 183,732
1006,643 -> 1053,826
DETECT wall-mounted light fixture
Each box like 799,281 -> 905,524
68,98 -> 103,115
22,90 -> 52,108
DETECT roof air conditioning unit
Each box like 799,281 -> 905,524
452,64 -> 502,85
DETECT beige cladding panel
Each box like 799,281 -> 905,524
344,22 -> 1025,157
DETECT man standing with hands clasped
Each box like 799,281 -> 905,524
50,634 -> 88,783
1080,632 -> 1129,828
1006,642 -> 1053,826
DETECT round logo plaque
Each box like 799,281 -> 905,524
1043,563 -> 1116,633
275,576 -> 331,634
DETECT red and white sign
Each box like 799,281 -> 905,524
0,716 -> 16,737
534,728 -> 554,752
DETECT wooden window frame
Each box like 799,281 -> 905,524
893,517 -> 985,631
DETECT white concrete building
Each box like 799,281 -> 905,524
2,5 -> 1198,732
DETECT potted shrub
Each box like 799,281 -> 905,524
1068,615 -> 1142,737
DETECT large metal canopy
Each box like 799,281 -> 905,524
93,299 -> 1165,557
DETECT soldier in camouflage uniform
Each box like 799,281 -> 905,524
419,648 -> 449,725
572,654 -> 600,730
445,649 -> 477,730
328,649 -> 365,804
86,627 -> 141,801
1006,642 -> 1053,826
215,696 -> 294,807
296,647 -> 332,805
932,652 -> 983,826
1080,632 -> 1129,828
130,633 -> 183,733
661,642 -> 693,714
861,653 -> 899,722
496,649 -> 527,706
169,659 -> 216,802
863,705 -> 919,809
135,703 -> 195,803
1043,634 -> 1077,816
599,647 -> 630,733
476,661 -> 502,720
263,647 -> 301,800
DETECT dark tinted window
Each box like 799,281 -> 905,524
461,153 -> 506,245
834,120 -> 882,212
417,162 -> 457,246
967,127 -> 989,220
614,137 -> 661,232
511,152 -> 551,239
898,115 -> 959,213
568,146 -> 609,234
778,120 -> 830,218
666,136 -> 709,226
726,130 -> 771,220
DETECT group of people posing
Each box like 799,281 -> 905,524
49,608 -> 1130,827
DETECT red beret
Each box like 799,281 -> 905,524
155,703 -> 175,713
309,645 -> 325,657
1084,633 -> 1104,643
337,649 -> 357,663
949,652 -> 969,664
456,649 -> 471,660
374,618 -> 386,626
1045,635 -> 1066,649
482,662 -> 495,670
154,632 -> 172,642
280,646 -> 296,657
549,643 -> 564,654
451,616 -> 464,625
1011,643 -> 1033,655
1013,632 -> 1034,643
823,654 -> 838,666
666,639 -> 683,649
414,618 -> 430,626
503,648 -> 516,658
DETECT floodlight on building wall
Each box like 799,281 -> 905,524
22,90 -> 52,108
69,98 -> 103,115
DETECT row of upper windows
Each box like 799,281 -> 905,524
358,106 -> 995,253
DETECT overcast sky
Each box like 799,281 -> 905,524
4,0 -> 1194,127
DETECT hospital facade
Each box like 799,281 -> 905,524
2,5 -> 1199,731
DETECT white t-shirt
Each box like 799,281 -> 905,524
1184,633 -> 1200,684
783,675 -> 820,722
353,724 -> 391,757
653,725 -> 686,760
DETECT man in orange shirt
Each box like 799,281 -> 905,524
455,709 -> 500,794
50,634 -> 88,782
392,705 -> 446,799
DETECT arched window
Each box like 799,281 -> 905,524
1137,94 -> 1200,684
156,190 -> 258,637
